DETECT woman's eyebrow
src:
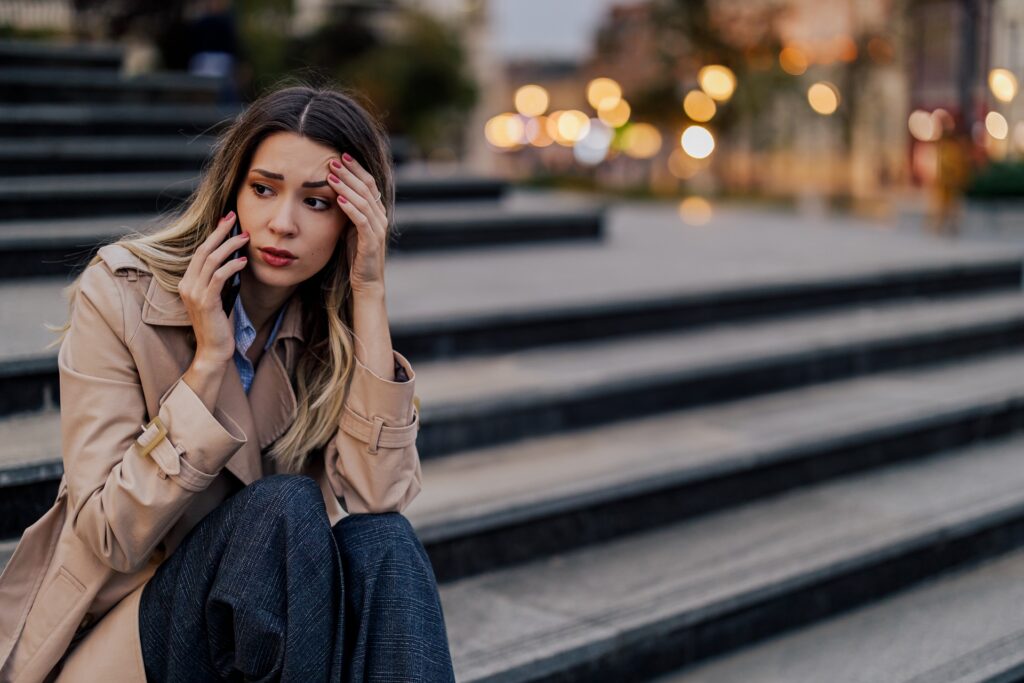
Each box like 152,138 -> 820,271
251,168 -> 329,188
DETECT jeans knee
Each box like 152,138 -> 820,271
334,513 -> 425,564
243,474 -> 322,516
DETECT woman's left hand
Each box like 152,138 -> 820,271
326,154 -> 387,295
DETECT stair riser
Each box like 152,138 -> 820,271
396,265 -> 1023,361
0,215 -> 602,280
0,121 -> 229,137
0,181 -> 506,221
418,319 -> 1024,458
0,84 -> 219,105
506,510 -> 1024,683
0,157 -> 207,176
424,398 -> 1024,583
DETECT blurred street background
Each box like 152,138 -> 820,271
4,1 -> 1024,681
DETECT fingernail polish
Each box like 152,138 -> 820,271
342,153 -> 353,162
330,159 -> 341,169
328,173 -> 339,183
338,195 -> 348,204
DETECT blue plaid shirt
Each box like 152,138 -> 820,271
233,295 -> 288,394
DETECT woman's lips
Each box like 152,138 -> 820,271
258,247 -> 297,267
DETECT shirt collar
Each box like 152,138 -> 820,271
233,295 -> 291,353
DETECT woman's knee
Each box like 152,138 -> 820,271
241,474 -> 323,517
333,512 -> 427,565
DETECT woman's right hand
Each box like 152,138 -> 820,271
179,211 -> 249,366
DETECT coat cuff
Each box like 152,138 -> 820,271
339,351 -> 417,451
140,377 -> 248,488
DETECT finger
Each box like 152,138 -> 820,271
201,231 -> 250,284
329,172 -> 385,238
197,211 -> 238,257
209,255 -> 247,290
337,154 -> 382,200
336,195 -> 376,243
328,162 -> 381,213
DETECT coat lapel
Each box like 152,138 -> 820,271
140,275 -> 304,485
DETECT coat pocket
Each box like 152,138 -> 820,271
19,565 -> 87,656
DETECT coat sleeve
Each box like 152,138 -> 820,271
319,350 -> 422,515
58,264 -> 247,573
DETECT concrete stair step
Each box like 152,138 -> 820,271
407,289 -> 1024,458
0,135 -> 215,175
0,201 -> 600,280
407,349 -> 1024,582
0,39 -> 123,70
438,431 -> 1024,681
0,103 -> 240,137
0,66 -> 225,104
656,544 -> 1024,682
3,281 -> 1024,427
0,170 -> 508,220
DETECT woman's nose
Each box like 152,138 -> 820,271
267,204 -> 299,236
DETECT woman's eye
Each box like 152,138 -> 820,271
307,197 -> 330,210
251,182 -> 271,196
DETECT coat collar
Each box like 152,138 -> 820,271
98,244 -> 304,484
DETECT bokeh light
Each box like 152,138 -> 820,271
680,125 -> 715,159
779,46 -> 809,75
698,65 -> 737,102
807,82 -> 840,115
484,113 -> 525,149
598,98 -> 631,127
908,110 -> 938,142
678,197 -> 713,225
621,123 -> 662,158
986,111 -> 1009,140
683,90 -> 717,122
834,35 -> 858,63
514,84 -> 549,117
668,148 -> 707,179
557,109 -> 591,143
989,69 -> 1019,103
587,77 -> 623,111
574,119 -> 614,165
525,116 -> 554,147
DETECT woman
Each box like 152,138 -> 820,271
0,83 -> 455,682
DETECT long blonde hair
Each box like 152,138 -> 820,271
50,80 -> 397,473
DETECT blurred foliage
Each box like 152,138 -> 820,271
966,162 -> 1024,199
242,4 -> 477,158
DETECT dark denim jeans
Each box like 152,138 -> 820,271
138,474 -> 456,682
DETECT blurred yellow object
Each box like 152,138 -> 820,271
598,99 -> 631,127
587,78 -> 622,110
557,110 -> 591,142
779,46 -> 808,75
683,91 -> 717,122
908,110 -> 938,142
986,111 -> 1009,140
621,123 -> 662,159
698,65 -> 736,102
678,197 -> 713,225
484,113 -> 525,149
526,116 -> 554,147
668,148 -> 705,179
514,85 -> 549,117
807,82 -> 840,115
680,125 -> 715,159
989,69 -> 1018,103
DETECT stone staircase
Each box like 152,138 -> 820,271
4,38 -> 1024,683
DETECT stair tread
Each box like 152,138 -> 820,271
411,288 -> 1024,409
657,545 -> 1024,683
438,432 -> 1024,681
405,348 -> 1024,539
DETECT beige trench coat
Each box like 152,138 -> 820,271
0,243 -> 423,682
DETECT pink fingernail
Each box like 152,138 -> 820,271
338,195 -> 348,204
342,153 -> 353,162
330,159 -> 341,169
328,173 -> 339,183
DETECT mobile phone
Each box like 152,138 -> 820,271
220,209 -> 243,316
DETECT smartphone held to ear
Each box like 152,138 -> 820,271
221,210 -> 243,316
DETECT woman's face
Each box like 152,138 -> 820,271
235,131 -> 347,290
